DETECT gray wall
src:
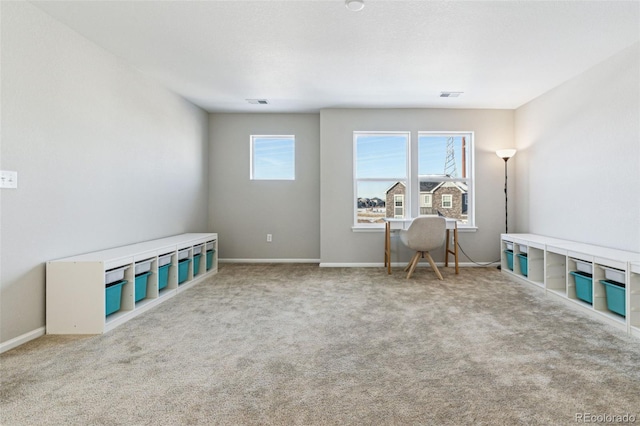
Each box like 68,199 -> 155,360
514,42 -> 640,252
208,113 -> 320,261
1,2 -> 209,343
319,108 -> 515,265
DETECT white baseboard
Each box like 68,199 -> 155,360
220,258 -> 320,264
320,263 -> 385,267
0,327 -> 45,354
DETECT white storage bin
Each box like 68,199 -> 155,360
505,242 -> 513,251
573,259 -> 593,275
601,266 -> 625,284
158,253 -> 172,267
134,258 -> 153,275
518,244 -> 528,254
193,245 -> 203,256
178,249 -> 190,260
105,265 -> 129,285
206,241 -> 214,251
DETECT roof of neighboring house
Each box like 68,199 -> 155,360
385,180 -> 468,195
420,181 -> 468,193
384,181 -> 406,194
420,181 -> 441,192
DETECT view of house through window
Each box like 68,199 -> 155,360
354,132 -> 409,225
354,131 -> 473,227
250,135 -> 295,180
418,133 -> 471,224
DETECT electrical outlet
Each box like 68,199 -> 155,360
0,170 -> 18,189
266,234 -> 272,243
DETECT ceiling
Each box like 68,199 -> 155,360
32,0 -> 640,113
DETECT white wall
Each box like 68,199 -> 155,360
0,2 -> 209,344
319,108 -> 514,265
208,113 -> 320,261
514,42 -> 640,252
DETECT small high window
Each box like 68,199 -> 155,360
250,135 -> 295,180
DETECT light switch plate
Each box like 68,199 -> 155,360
0,170 -> 18,189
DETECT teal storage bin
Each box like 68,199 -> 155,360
600,279 -> 626,317
158,264 -> 170,290
517,253 -> 528,277
193,253 -> 202,276
504,250 -> 514,271
570,271 -> 593,304
206,249 -> 215,270
178,258 -> 191,284
134,271 -> 151,302
105,280 -> 126,316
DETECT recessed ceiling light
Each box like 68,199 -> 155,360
345,0 -> 365,12
440,92 -> 463,98
246,99 -> 269,105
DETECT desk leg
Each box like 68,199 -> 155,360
385,222 -> 392,274
444,227 -> 459,275
384,222 -> 388,267
454,227 -> 459,274
445,229 -> 450,268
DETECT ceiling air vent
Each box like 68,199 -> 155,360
246,99 -> 269,105
440,92 -> 463,98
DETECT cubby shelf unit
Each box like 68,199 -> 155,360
46,233 -> 218,335
501,233 -> 640,337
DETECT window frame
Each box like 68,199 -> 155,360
353,131 -> 411,228
352,130 -> 475,230
250,135 -> 295,181
416,131 -> 475,228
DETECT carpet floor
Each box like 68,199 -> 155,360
1,264 -> 640,425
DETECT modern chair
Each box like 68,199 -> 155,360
399,216 -> 447,280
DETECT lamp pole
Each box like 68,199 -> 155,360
503,156 -> 509,234
495,149 -> 516,235
495,149 -> 516,270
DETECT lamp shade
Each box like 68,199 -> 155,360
345,0 -> 365,11
496,149 -> 517,159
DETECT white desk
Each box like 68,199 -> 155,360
384,218 -> 459,275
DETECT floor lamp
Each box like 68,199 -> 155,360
496,149 -> 517,234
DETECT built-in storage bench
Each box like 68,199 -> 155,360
501,234 -> 568,288
630,261 -> 640,338
46,233 -> 218,334
501,233 -> 640,337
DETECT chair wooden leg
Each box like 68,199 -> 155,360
425,251 -> 443,280
406,251 -> 421,279
404,251 -> 420,272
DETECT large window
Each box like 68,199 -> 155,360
354,131 -> 474,228
354,132 -> 409,225
418,132 -> 473,225
250,135 -> 295,180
